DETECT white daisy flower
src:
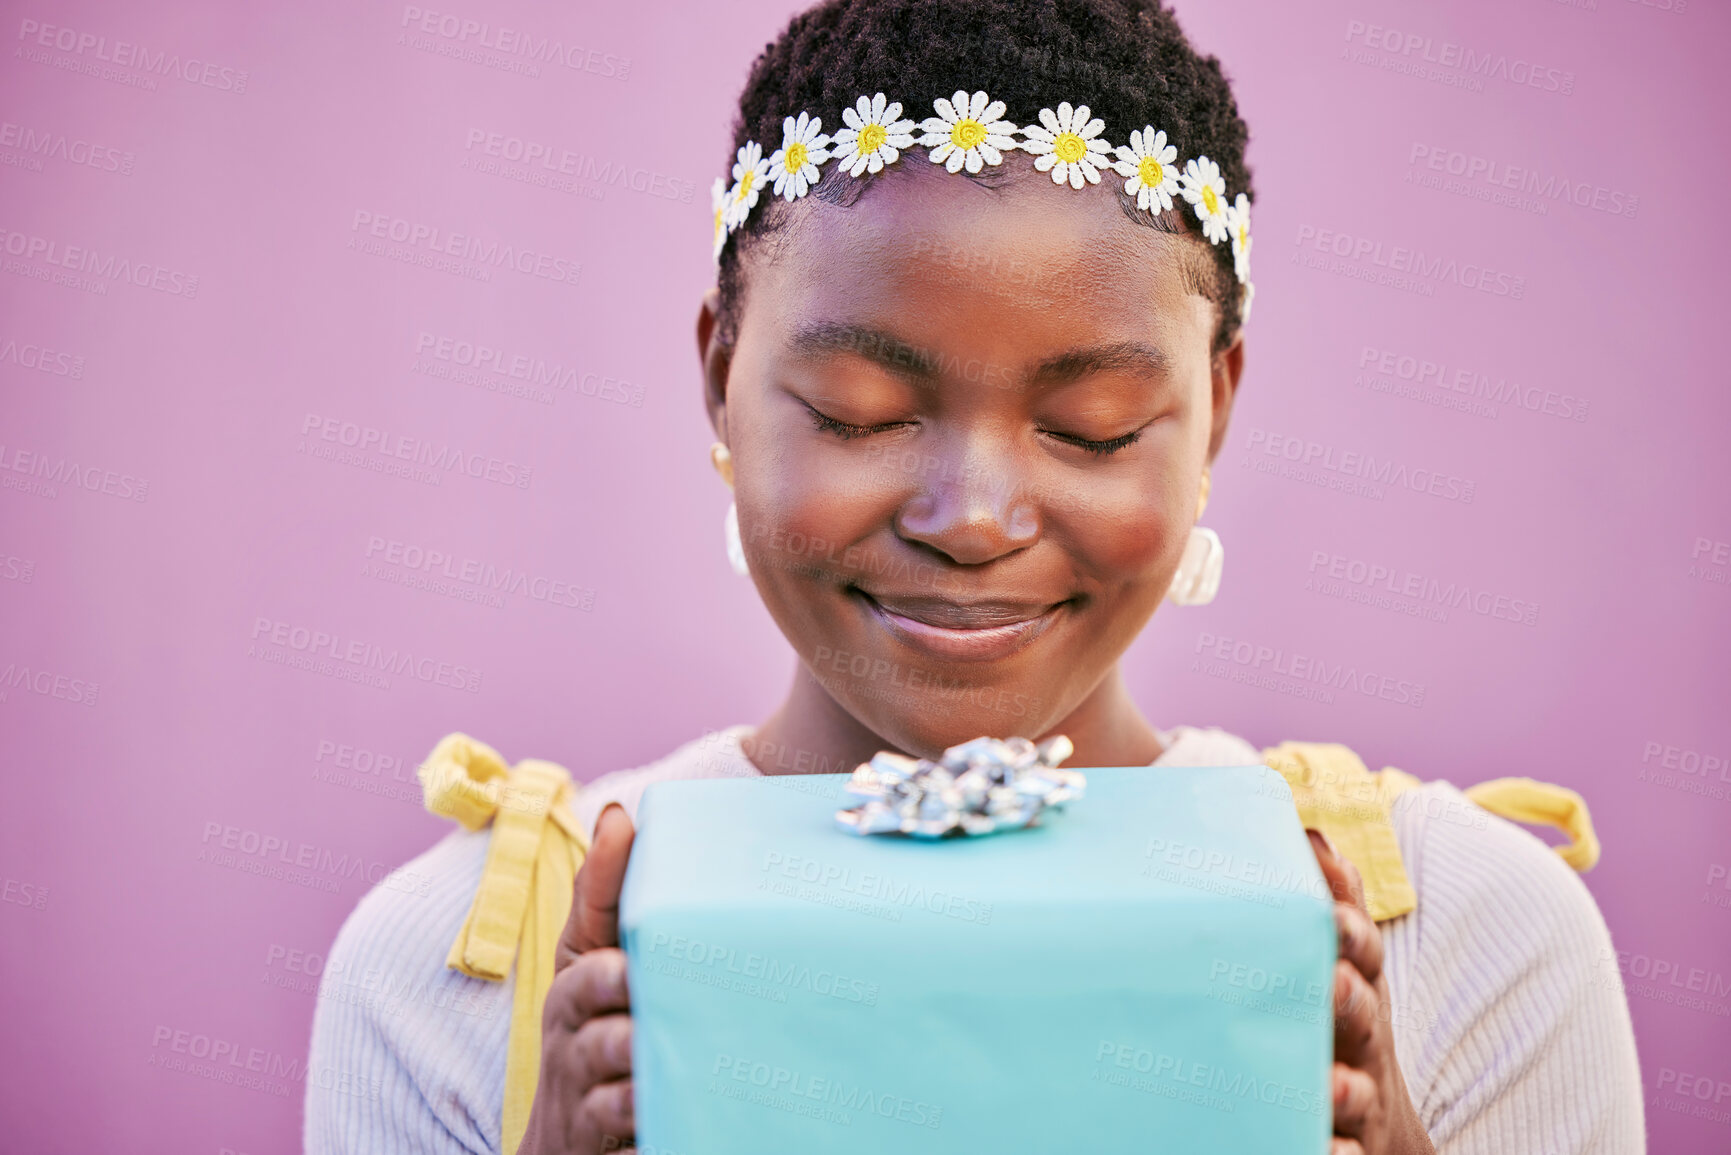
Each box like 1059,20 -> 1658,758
1227,192 -> 1252,283
767,112 -> 832,202
1020,102 -> 1112,190
832,93 -> 916,177
1181,155 -> 1230,244
724,140 -> 769,230
710,177 -> 728,262
919,90 -> 1019,174
1111,126 -> 1180,213
1240,281 -> 1255,326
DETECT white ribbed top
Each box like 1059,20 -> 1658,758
303,724 -> 1645,1153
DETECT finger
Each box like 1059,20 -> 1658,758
1330,1140 -> 1366,1155
573,1013 -> 634,1087
1336,901 -> 1385,988
1306,829 -> 1368,914
545,948 -> 631,1033
580,1078 -> 635,1147
558,803 -> 637,965
1331,1062 -> 1377,1136
1333,958 -> 1380,1066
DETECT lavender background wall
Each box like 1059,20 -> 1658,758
1,0 -> 1726,1150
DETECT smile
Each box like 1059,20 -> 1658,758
852,588 -> 1066,663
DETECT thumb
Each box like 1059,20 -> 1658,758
1306,827 -> 1367,914
555,802 -> 636,970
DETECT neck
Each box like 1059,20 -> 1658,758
743,663 -> 1166,776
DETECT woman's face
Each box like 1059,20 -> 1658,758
700,165 -> 1243,757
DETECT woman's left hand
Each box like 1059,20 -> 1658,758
1307,829 -> 1437,1155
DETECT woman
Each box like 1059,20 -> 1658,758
305,2 -> 1644,1152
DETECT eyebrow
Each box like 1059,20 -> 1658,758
788,322 -> 942,382
1030,342 -> 1170,386
788,323 -> 1170,388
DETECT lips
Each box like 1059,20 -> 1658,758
852,588 -> 1066,662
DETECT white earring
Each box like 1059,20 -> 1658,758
1167,525 -> 1223,605
724,501 -> 750,577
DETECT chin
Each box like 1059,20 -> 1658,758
840,683 -> 1061,759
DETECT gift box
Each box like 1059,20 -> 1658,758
619,763 -> 1335,1152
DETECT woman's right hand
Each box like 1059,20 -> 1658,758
522,803 -> 637,1154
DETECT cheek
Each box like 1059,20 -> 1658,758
1063,485 -> 1185,591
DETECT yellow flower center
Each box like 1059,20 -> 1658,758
784,141 -> 808,172
1138,156 -> 1165,187
950,118 -> 987,150
859,123 -> 887,154
737,170 -> 756,200
714,207 -> 723,237
1054,131 -> 1087,164
1202,185 -> 1220,216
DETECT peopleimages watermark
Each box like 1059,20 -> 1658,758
1093,1039 -> 1327,1117
462,129 -> 695,203
1293,225 -> 1525,301
1305,550 -> 1540,628
0,660 -> 99,707
0,443 -> 149,502
362,534 -> 596,612
641,931 -> 881,1008
198,818 -> 435,897
1650,1067 -> 1731,1128
1407,144 -> 1637,220
1638,740 -> 1729,803
709,1052 -> 944,1130
2,876 -> 49,911
1342,20 -> 1575,96
1355,345 -> 1587,424
0,335 -> 85,379
299,413 -> 532,490
412,330 -> 644,408
810,643 -> 1043,722
348,210 -> 581,287
0,226 -> 199,297
1193,631 -> 1426,710
1597,947 -> 1729,1018
0,118 -> 134,175
1690,537 -> 1729,588
1143,836 -> 1333,908
15,18 -> 250,93
248,616 -> 484,694
397,6 -> 630,80
758,850 -> 994,926
1241,427 -> 1474,506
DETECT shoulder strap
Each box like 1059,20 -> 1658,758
420,732 -> 589,1155
1260,741 -> 1603,924
1260,741 -> 1419,923
1462,777 -> 1600,871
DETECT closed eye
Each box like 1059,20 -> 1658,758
803,401 -> 911,440
1042,428 -> 1145,457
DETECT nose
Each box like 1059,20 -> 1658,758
893,440 -> 1040,566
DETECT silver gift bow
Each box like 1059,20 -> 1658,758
835,735 -> 1084,838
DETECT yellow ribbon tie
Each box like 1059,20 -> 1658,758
419,733 -> 589,1155
1262,741 -> 1420,923
1464,776 -> 1600,872
1261,742 -> 1603,924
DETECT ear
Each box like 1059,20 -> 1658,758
697,286 -> 733,443
1205,331 -> 1245,464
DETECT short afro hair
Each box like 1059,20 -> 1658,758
716,0 -> 1254,353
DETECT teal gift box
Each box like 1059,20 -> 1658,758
619,764 -> 1336,1152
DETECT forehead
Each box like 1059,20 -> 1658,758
740,167 -> 1216,363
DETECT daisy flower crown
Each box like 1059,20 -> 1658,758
711,89 -> 1254,323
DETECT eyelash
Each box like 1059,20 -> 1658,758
803,402 -> 1142,457
806,406 -> 892,441
1046,429 -> 1144,457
